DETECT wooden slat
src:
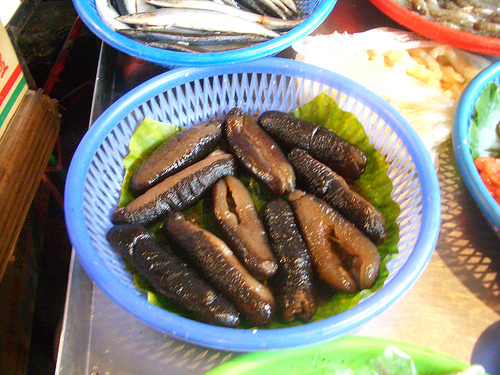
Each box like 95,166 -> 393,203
0,89 -> 60,280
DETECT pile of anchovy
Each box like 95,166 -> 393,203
95,0 -> 306,52
393,0 -> 500,37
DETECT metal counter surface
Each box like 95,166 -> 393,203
55,0 -> 500,374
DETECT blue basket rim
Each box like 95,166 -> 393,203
452,61 -> 500,235
64,57 -> 441,351
72,0 -> 338,66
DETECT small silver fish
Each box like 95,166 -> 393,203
142,40 -> 209,52
95,0 -> 131,30
253,0 -> 288,19
115,8 -> 280,37
118,27 -> 270,46
144,0 -> 303,30
235,0 -> 266,15
267,0 -> 295,18
114,0 -> 156,14
277,0 -> 299,15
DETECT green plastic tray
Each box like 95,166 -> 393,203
206,336 -> 472,375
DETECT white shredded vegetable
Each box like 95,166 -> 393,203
293,28 -> 491,166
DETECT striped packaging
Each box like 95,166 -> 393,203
0,21 -> 28,141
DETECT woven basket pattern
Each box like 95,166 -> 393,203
66,59 -> 440,351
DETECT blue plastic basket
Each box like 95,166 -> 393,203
72,0 -> 337,66
65,57 -> 441,351
453,61 -> 500,237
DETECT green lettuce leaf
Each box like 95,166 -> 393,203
118,117 -> 183,207
119,94 -> 400,327
469,82 -> 500,159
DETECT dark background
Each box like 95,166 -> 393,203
7,0 -> 100,373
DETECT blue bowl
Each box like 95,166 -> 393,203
64,58 -> 441,351
453,61 -> 500,237
72,0 -> 337,66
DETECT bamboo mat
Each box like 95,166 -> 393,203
0,89 -> 60,280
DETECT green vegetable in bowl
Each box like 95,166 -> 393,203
468,82 -> 500,204
469,82 -> 500,160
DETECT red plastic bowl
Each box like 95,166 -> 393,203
368,0 -> 500,56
